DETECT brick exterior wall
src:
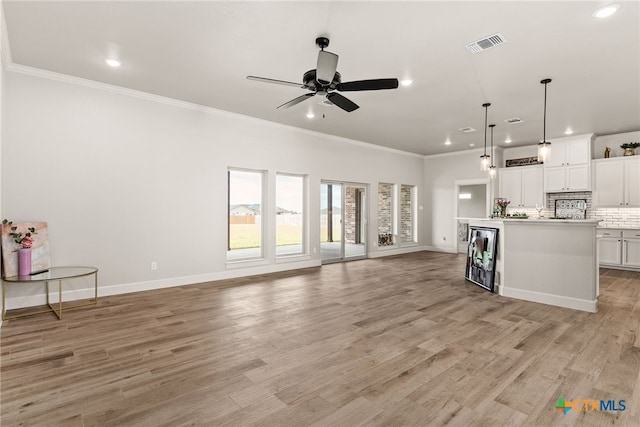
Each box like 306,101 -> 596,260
344,186 -> 357,244
400,185 -> 415,243
378,183 -> 394,246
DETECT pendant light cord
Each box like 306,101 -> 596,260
489,124 -> 495,166
541,78 -> 552,143
482,102 -> 490,156
543,82 -> 547,143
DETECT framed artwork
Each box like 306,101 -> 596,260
1,222 -> 51,278
465,226 -> 498,292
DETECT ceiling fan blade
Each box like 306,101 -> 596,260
336,78 -> 399,92
276,93 -> 315,109
316,50 -> 338,86
247,76 -> 305,89
326,93 -> 359,112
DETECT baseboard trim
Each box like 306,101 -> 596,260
423,245 -> 458,254
4,259 -> 321,310
500,286 -> 597,313
369,245 -> 427,258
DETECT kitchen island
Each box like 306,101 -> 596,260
468,218 -> 600,312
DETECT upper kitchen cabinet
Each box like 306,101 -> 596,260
593,156 -> 640,207
499,165 -> 544,208
543,133 -> 594,193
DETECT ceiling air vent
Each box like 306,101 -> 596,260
505,117 -> 524,124
458,127 -> 476,133
465,33 -> 506,53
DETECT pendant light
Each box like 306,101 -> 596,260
537,78 -> 552,162
480,102 -> 491,171
488,124 -> 497,179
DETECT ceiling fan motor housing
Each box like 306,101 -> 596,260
303,69 -> 341,91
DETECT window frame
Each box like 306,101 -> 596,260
227,167 -> 266,263
275,172 -> 307,258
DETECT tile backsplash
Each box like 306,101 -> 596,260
505,191 -> 640,229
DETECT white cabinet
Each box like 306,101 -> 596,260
593,157 -> 640,207
598,229 -> 640,270
498,165 -> 543,208
544,137 -> 591,167
623,230 -> 640,268
598,229 -> 622,265
543,134 -> 593,192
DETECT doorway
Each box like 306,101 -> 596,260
454,179 -> 490,253
321,181 -> 368,263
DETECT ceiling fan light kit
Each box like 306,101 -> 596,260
247,37 -> 399,113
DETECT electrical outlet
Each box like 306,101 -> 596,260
151,261 -> 158,271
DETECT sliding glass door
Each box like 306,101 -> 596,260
321,181 -> 367,263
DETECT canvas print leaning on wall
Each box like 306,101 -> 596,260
465,226 -> 498,292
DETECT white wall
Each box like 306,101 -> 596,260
458,184 -> 486,219
593,131 -> 640,159
423,148 -> 503,251
2,70 -> 424,308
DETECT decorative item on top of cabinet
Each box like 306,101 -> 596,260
592,156 -> 640,207
543,133 -> 594,193
621,142 -> 639,156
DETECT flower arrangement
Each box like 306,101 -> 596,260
496,199 -> 511,209
2,219 -> 38,249
621,142 -> 640,149
494,199 -> 511,218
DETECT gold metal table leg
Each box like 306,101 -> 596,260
2,280 -> 6,321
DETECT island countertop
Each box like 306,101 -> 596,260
462,217 -> 601,225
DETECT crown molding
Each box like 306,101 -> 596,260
424,145 -> 504,160
6,63 -> 424,159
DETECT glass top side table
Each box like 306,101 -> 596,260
2,266 -> 98,320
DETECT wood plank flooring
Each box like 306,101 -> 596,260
2,251 -> 640,426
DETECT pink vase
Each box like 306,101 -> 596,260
18,248 -> 32,276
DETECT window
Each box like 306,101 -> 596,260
276,174 -> 305,256
227,169 -> 264,261
400,184 -> 416,244
378,183 -> 395,246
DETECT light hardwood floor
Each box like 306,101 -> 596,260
2,251 -> 640,426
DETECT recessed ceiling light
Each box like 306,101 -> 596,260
505,138 -> 512,143
469,143 -> 476,147
306,112 -> 315,119
444,140 -> 452,146
564,128 -> 574,135
593,4 -> 621,18
400,79 -> 413,87
105,58 -> 121,67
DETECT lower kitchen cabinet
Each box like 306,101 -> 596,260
623,230 -> 640,268
598,229 -> 640,270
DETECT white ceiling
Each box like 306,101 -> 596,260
3,1 -> 639,156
